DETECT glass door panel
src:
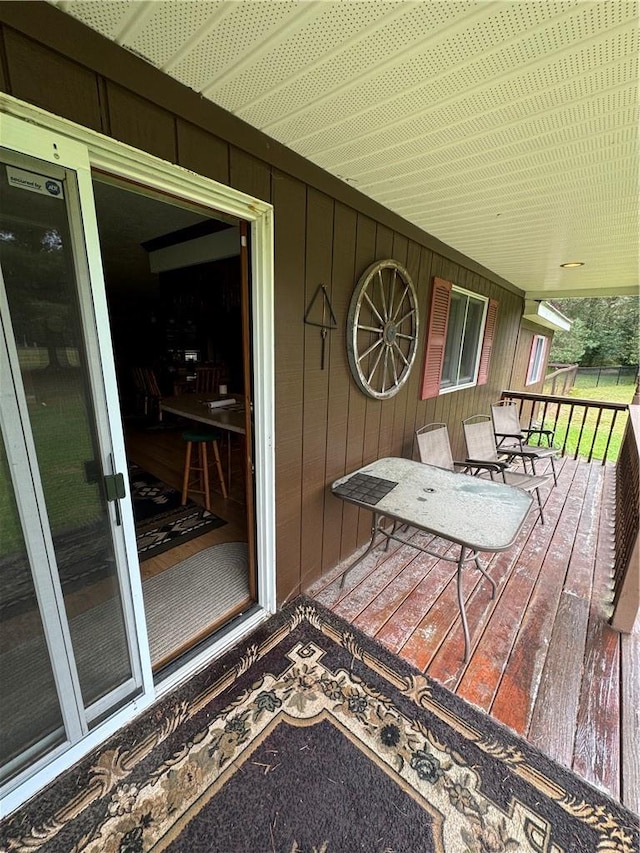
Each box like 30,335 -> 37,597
0,158 -> 134,708
0,429 -> 65,783
0,147 -> 143,787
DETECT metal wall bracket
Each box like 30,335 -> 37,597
304,284 -> 337,369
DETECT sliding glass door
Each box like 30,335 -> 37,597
0,125 -> 150,793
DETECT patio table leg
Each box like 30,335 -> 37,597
458,551 -> 496,662
339,512 -> 382,589
457,545 -> 472,663
474,556 -> 497,598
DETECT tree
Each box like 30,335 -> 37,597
549,297 -> 639,366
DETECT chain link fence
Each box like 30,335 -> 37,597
575,365 -> 638,388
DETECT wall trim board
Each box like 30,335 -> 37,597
0,1 -> 523,297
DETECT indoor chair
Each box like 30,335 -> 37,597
131,366 -> 162,419
195,366 -> 226,396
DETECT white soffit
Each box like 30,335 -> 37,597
51,0 -> 640,299
523,300 -> 572,332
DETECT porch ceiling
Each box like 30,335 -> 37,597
50,0 -> 639,300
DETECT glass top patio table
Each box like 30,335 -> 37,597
332,457 -> 532,553
332,458 -> 533,663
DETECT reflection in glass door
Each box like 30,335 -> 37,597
0,422 -> 66,782
0,147 -> 145,789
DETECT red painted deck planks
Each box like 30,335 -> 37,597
454,474 -> 571,714
352,537 -> 444,636
420,466 -> 571,691
527,591 -> 591,767
527,464 -> 605,765
489,461 -> 592,733
426,508 -> 541,691
311,534 -> 404,609
572,463 -> 621,800
334,538 -> 431,623
373,537 -> 458,653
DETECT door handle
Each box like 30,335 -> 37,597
104,473 -> 126,502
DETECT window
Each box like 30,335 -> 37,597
441,288 -> 487,390
421,277 -> 498,399
526,335 -> 548,385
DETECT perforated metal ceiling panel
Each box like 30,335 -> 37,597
50,0 -> 639,298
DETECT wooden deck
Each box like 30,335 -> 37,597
306,455 -> 640,813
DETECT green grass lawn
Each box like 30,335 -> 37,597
542,380 -> 635,462
1,374 -> 104,557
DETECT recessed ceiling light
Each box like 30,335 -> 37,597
560,261 -> 585,268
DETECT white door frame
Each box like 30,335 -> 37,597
0,93 -> 276,816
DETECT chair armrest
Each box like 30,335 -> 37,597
464,458 -> 508,473
494,431 -> 524,448
498,448 -> 540,460
453,461 -> 491,475
523,427 -> 554,445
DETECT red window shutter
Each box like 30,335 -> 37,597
477,298 -> 499,386
420,277 -> 452,400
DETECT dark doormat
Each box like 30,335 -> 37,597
3,598 -> 637,852
130,464 -> 226,559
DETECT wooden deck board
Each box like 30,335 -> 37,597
527,592 -> 591,767
621,620 -> 640,814
489,460 -> 592,733
527,463 -> 604,762
306,456 -> 636,809
572,463 -> 621,799
453,464 -> 574,713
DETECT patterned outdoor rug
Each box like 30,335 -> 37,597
2,598 -> 637,852
130,464 -> 226,558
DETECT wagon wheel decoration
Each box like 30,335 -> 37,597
347,259 -> 419,399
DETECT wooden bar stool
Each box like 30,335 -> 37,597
181,429 -> 228,510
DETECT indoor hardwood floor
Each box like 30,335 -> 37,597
307,455 -> 640,813
124,418 -> 252,668
124,418 -> 248,580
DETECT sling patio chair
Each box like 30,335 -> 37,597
462,415 -> 552,525
412,421 -> 505,600
415,422 -> 504,478
491,400 -> 558,485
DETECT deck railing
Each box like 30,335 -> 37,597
610,405 -> 639,633
499,389 -> 629,464
544,363 -> 578,396
500,390 -> 639,632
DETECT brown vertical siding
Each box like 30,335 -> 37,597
300,188 -> 334,590
3,28 -> 103,131
351,216 -> 379,546
229,147 -> 272,203
176,120 -> 230,186
511,322 -> 553,394
0,13 -> 528,604
401,242 -> 431,459
272,172 -> 307,602
107,83 -> 177,163
321,203 -> 357,573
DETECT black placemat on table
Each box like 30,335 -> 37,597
332,472 -> 398,505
